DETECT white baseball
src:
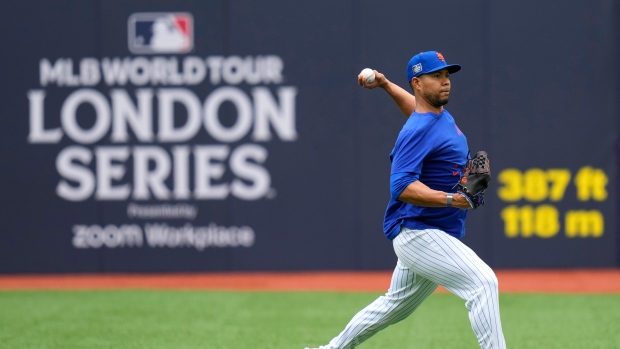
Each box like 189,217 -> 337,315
360,68 -> 375,84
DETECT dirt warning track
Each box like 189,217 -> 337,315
0,269 -> 619,293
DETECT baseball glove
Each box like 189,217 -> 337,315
455,151 -> 491,209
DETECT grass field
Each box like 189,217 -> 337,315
1,290 -> 619,349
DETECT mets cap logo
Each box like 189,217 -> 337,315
128,12 -> 194,54
436,52 -> 445,62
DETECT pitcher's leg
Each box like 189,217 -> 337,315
394,228 -> 506,349
325,260 -> 438,349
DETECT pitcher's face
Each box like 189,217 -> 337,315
416,68 -> 451,108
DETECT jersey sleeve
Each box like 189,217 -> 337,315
390,172 -> 420,200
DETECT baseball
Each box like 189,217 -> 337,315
360,68 -> 375,84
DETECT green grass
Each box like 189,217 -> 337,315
0,290 -> 619,348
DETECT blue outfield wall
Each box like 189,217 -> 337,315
0,0 -> 617,273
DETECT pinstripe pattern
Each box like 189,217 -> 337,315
320,227 -> 506,349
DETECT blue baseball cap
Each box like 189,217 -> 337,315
406,51 -> 461,83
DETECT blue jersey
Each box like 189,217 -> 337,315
383,109 -> 469,240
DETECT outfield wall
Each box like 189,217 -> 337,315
0,0 -> 617,273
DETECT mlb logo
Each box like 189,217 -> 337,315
128,12 -> 194,54
412,63 -> 422,75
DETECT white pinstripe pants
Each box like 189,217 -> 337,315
324,227 -> 506,349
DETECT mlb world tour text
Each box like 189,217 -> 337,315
27,55 -> 297,202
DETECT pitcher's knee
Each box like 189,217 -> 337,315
481,272 -> 499,293
466,273 -> 499,308
468,271 -> 498,294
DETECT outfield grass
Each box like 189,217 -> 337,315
0,290 -> 618,348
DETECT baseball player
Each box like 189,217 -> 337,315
305,51 -> 506,349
